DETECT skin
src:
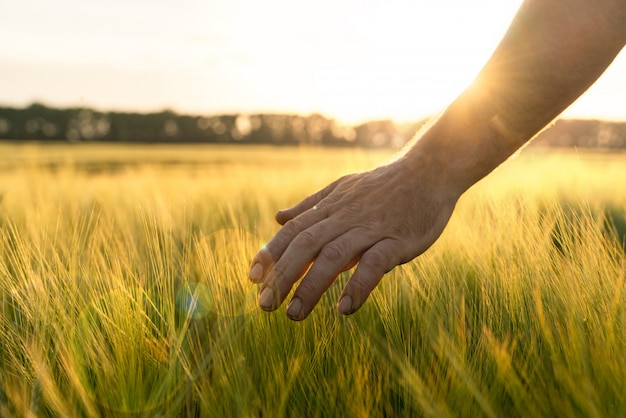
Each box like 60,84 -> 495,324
248,0 -> 626,321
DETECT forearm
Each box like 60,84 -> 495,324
252,0 -> 626,319
407,0 -> 626,195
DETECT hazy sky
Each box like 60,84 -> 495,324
1,0 -> 625,123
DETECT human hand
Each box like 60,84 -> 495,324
247,153 -> 460,321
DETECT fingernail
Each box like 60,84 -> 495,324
248,263 -> 264,282
286,297 -> 302,320
258,288 -> 274,310
338,295 -> 353,315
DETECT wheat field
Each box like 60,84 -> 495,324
0,142 -> 625,417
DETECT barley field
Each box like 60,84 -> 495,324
0,142 -> 625,417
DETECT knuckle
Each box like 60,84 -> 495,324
293,229 -> 317,249
360,247 -> 388,272
268,264 -> 288,284
282,219 -> 301,237
338,202 -> 362,220
346,202 -> 362,215
320,242 -> 345,263
295,277 -> 320,298
365,211 -> 385,229
323,193 -> 339,207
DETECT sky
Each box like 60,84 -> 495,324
1,0 -> 625,124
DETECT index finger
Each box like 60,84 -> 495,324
248,202 -> 329,283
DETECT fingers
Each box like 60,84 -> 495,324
285,230 -> 370,321
248,204 -> 329,283
256,219 -> 346,311
337,239 -> 401,316
274,177 -> 343,225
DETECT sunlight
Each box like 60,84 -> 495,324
310,1 -> 522,122
2,0 -> 625,122
213,0 -> 524,123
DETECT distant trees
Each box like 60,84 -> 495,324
1,103 -> 625,149
532,119 -> 626,149
0,103 -> 428,147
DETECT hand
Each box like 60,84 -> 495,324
247,153 -> 460,320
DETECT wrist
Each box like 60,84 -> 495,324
403,99 -> 522,197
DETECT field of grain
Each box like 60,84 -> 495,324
0,142 -> 625,417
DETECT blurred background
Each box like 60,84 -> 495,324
1,0 -> 625,147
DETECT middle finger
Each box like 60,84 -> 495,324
257,216 -> 346,310
248,203 -> 329,283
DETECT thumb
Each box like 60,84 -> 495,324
275,177 -> 342,225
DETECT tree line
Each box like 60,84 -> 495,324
1,103 -> 625,149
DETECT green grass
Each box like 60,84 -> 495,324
0,143 -> 625,417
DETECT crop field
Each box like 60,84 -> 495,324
0,142 -> 625,417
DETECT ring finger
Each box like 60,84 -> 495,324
285,228 -> 377,320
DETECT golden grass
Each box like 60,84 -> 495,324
0,143 -> 624,417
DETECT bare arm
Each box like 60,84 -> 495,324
416,0 -> 626,196
248,0 -> 626,321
